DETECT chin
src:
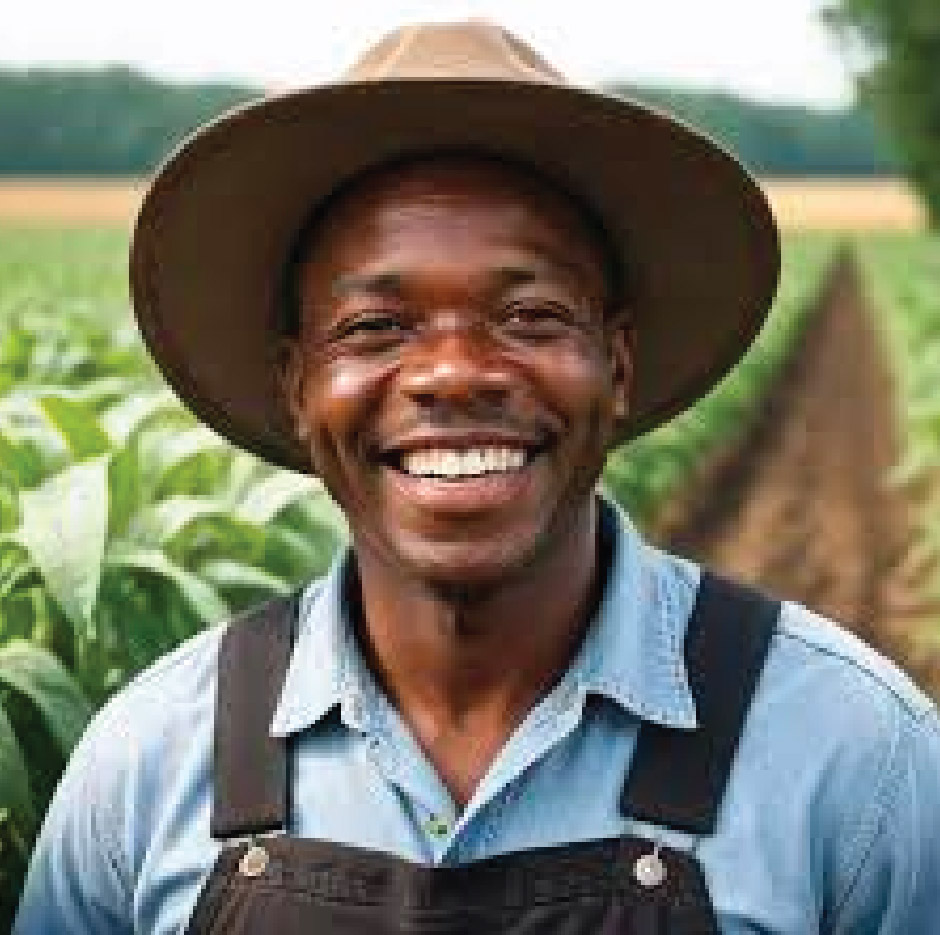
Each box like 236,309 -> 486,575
392,530 -> 546,593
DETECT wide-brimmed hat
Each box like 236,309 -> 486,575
130,19 -> 780,476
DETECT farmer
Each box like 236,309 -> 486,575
14,20 -> 940,934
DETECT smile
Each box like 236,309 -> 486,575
400,446 -> 529,479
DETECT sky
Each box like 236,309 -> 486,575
1,0 -> 860,107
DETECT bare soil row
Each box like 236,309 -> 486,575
650,254 -> 940,696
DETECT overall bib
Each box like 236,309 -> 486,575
185,569 -> 779,935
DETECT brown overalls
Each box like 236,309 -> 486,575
185,568 -> 778,934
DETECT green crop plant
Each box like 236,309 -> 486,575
0,227 -> 345,924
604,233 -> 839,528
855,233 -> 940,653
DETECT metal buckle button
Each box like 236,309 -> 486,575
634,845 -> 667,888
239,844 -> 270,878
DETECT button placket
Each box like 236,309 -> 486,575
423,812 -> 451,839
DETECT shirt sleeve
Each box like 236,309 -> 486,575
12,701 -> 134,935
829,708 -> 940,934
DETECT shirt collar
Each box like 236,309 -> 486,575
270,495 -> 698,739
572,496 -> 698,729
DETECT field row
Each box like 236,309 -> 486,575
0,177 -> 928,230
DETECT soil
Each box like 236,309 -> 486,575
650,252 -> 940,696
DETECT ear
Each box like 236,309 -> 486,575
606,307 -> 636,424
273,335 -> 309,441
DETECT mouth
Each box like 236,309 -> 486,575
385,443 -> 542,480
376,435 -> 553,512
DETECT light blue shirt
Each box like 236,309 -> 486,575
14,500 -> 940,934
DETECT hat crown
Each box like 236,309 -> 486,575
343,19 -> 565,84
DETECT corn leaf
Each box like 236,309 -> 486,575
126,496 -> 231,549
234,471 -> 323,525
0,641 -> 91,756
105,543 -> 228,625
0,703 -> 34,832
17,455 -> 110,629
0,430 -> 37,489
99,388 -> 184,445
38,394 -> 111,460
199,559 -> 291,597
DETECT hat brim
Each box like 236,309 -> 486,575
130,78 -> 780,476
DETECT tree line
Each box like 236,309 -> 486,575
824,0 -> 940,226
0,66 -> 901,178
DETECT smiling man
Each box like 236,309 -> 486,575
14,20 -> 940,935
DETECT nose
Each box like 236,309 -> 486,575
399,321 -> 513,412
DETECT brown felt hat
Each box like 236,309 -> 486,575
130,19 -> 780,476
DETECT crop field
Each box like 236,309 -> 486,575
0,176 -> 927,230
0,218 -> 937,925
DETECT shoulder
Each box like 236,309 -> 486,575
751,597 -> 939,828
42,586 -> 319,877
59,618 -> 229,824
654,545 -> 936,726
769,598 -> 936,727
98,581 -> 320,725
654,548 -> 940,824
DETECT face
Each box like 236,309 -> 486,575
279,158 -> 634,589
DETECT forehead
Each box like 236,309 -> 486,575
298,155 -> 608,282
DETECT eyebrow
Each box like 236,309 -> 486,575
330,261 -> 588,300
331,271 -> 404,299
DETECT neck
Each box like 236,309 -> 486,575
347,498 -> 607,734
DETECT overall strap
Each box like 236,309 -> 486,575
621,571 -> 780,835
210,588 -> 301,840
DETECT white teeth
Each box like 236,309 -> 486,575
401,446 -> 529,478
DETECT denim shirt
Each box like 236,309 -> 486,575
14,500 -> 940,934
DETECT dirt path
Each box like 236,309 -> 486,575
651,253 -> 940,695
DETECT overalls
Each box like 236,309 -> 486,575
185,565 -> 779,934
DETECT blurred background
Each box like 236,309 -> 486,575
1,0 -> 939,923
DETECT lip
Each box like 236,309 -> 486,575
380,428 -> 548,457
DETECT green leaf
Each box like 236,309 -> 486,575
0,702 -> 34,831
107,444 -> 141,541
199,559 -> 291,596
126,496 -> 230,549
139,424 -> 232,479
0,641 -> 92,756
17,455 -> 110,629
105,542 -> 228,625
0,430 -> 36,488
0,548 -> 35,602
38,394 -> 112,460
235,472 -> 324,525
0,398 -> 70,481
294,494 -> 348,542
99,388 -> 184,445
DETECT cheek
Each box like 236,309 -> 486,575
301,359 -> 393,463
532,344 -> 616,429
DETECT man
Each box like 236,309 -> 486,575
14,20 -> 940,934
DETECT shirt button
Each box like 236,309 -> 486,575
424,815 -> 450,838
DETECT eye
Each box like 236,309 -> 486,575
499,301 -> 579,338
329,310 -> 409,343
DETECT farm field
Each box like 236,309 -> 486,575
0,221 -> 938,925
652,243 -> 940,694
0,176 -> 928,230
